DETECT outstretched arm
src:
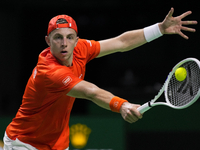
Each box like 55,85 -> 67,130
97,8 -> 197,58
67,80 -> 142,123
98,29 -> 146,57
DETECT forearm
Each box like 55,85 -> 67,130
86,86 -> 114,110
98,29 -> 146,57
117,29 -> 147,52
67,80 -> 114,110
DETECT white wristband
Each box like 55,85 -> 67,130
144,23 -> 163,42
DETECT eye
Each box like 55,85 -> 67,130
67,35 -> 74,40
54,35 -> 63,40
57,36 -> 62,39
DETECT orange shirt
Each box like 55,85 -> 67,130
6,39 -> 100,150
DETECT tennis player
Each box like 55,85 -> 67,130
3,8 -> 197,150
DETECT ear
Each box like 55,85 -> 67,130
45,36 -> 51,46
75,36 -> 79,47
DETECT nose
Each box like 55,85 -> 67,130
62,37 -> 67,47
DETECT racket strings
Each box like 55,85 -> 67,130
167,61 -> 200,107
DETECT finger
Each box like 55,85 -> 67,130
126,118 -> 137,123
126,111 -> 140,123
180,11 -> 192,19
181,26 -> 196,32
178,31 -> 189,40
123,114 -> 136,123
166,7 -> 174,18
132,106 -> 143,119
182,20 -> 198,25
130,111 -> 142,121
127,115 -> 139,123
125,118 -> 133,124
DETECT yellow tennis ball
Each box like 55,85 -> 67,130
175,67 -> 187,81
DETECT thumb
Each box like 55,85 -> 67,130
167,7 -> 174,18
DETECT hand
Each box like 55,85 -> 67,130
120,102 -> 142,123
159,7 -> 198,39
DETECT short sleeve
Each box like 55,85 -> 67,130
75,39 -> 100,63
45,67 -> 82,94
85,40 -> 100,62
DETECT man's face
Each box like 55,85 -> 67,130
46,28 -> 78,66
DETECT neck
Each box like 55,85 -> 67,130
60,55 -> 73,67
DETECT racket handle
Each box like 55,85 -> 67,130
137,102 -> 151,113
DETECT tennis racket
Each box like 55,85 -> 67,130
137,58 -> 200,113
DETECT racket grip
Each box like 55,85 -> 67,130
137,102 -> 151,113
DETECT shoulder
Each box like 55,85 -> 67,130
75,39 -> 100,50
74,39 -> 100,60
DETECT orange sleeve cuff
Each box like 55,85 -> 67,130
109,97 -> 128,113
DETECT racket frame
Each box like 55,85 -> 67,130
137,58 -> 200,113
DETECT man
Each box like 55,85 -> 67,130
3,8 -> 197,150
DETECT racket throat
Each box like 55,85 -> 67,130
148,101 -> 152,107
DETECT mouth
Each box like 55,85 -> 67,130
61,50 -> 68,55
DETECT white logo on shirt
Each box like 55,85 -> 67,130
79,74 -> 83,79
33,68 -> 37,79
62,76 -> 72,86
86,40 -> 92,47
